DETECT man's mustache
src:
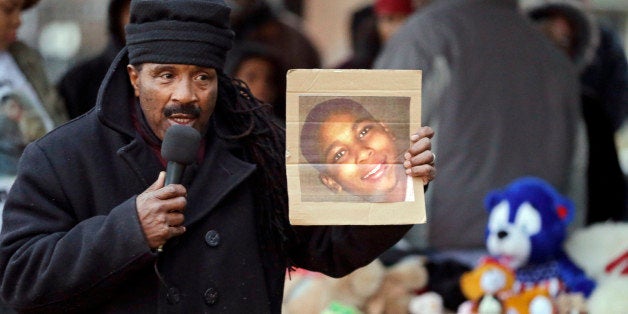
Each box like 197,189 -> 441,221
163,104 -> 201,118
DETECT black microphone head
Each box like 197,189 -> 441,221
161,124 -> 202,164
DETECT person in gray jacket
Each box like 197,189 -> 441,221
0,0 -> 436,313
375,0 -> 584,263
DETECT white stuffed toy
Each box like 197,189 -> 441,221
564,221 -> 628,314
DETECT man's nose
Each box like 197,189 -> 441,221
172,79 -> 198,103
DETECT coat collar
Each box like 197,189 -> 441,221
96,47 -> 136,138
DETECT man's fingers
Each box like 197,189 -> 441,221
146,171 -> 166,192
406,136 -> 432,157
152,184 -> 187,201
166,210 -> 185,226
410,126 -> 435,142
405,164 -> 436,185
168,225 -> 186,238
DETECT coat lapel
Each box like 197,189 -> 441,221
117,137 -> 164,188
184,137 -> 256,226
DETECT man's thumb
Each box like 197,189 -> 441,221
147,171 -> 166,191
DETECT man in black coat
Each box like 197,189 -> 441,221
0,0 -> 437,312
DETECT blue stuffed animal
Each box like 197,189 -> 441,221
483,176 -> 595,298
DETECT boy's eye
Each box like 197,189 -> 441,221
358,126 -> 372,138
333,150 -> 346,162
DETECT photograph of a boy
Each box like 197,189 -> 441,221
299,96 -> 412,203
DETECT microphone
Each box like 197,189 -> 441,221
161,124 -> 202,186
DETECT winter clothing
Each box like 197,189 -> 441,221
126,0 -> 234,71
374,0 -> 584,250
0,42 -> 67,177
0,44 -> 410,313
7,42 -> 67,127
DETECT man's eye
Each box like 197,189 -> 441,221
196,72 -> 216,82
358,126 -> 372,138
159,73 -> 174,79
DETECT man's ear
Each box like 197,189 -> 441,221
320,174 -> 342,193
127,65 -> 140,97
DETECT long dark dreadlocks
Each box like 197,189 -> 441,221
212,73 -> 295,267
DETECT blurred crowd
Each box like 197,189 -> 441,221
1,0 -> 627,312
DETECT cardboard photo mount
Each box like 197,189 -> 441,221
286,69 -> 425,225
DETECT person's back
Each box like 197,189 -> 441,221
375,0 -> 583,253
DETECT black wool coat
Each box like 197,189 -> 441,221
0,51 -> 411,313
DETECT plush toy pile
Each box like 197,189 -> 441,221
458,176 -> 597,314
564,221 -> 628,314
282,176 -> 627,314
282,256 -> 445,314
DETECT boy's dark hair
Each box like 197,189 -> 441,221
300,98 -> 375,166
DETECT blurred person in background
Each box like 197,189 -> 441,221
1,0 -> 68,312
336,0 -> 430,69
57,0 -> 131,119
228,0 -> 321,70
0,0 -> 68,200
523,0 -> 628,223
335,5 -> 379,69
225,41 -> 287,124
375,0 -> 584,267
374,0 -> 419,43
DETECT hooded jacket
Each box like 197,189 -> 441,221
0,48 -> 411,313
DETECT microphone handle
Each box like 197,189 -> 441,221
165,161 -> 186,186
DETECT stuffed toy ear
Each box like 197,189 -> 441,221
554,196 -> 575,225
484,190 -> 503,214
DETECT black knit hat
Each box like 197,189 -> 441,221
125,0 -> 235,71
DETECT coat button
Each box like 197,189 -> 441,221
167,287 -> 181,304
204,287 -> 219,305
205,230 -> 220,247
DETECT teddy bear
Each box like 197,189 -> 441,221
282,255 -> 443,314
458,257 -> 517,313
458,256 -> 558,314
364,255 -> 444,314
563,221 -> 628,314
458,176 -> 596,314
282,259 -> 386,314
483,176 -> 596,297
